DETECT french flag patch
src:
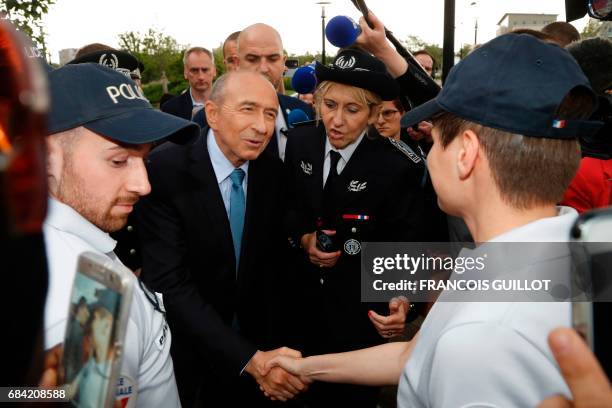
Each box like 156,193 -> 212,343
552,119 -> 566,129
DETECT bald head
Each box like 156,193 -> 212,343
205,71 -> 279,166
237,23 -> 286,90
209,70 -> 276,105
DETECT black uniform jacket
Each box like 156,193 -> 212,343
160,90 -> 193,121
284,123 -> 427,353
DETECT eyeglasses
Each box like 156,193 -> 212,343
378,109 -> 400,120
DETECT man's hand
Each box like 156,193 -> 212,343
368,297 -> 409,339
407,121 -> 433,143
538,327 -> 611,407
39,345 -> 63,387
245,347 -> 309,402
263,354 -> 305,378
300,231 -> 341,268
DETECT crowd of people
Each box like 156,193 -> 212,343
2,5 -> 611,408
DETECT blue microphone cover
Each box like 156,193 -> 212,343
288,109 -> 309,127
326,16 -> 361,48
291,65 -> 317,94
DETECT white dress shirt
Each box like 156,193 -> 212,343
323,130 -> 366,186
275,106 -> 289,162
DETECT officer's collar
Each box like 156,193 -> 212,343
45,197 -> 117,254
324,129 -> 366,164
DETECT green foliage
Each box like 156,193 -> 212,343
1,0 -> 55,55
118,28 -> 183,84
143,83 -> 164,107
213,45 -> 225,77
456,44 -> 473,60
404,35 -> 442,73
284,77 -> 294,93
582,19 -> 603,39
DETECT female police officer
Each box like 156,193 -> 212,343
283,48 -> 427,407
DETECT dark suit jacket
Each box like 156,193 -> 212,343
192,93 -> 314,157
285,123 -> 427,354
160,90 -> 194,120
137,128 -> 288,376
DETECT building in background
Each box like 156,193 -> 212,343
497,13 -> 557,36
58,48 -> 77,65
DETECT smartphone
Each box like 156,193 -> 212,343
61,252 -> 134,408
570,207 -> 612,379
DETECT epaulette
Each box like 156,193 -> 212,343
387,137 -> 422,164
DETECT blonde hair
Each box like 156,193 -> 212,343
313,81 -> 382,122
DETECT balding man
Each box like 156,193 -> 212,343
223,31 -> 241,72
238,23 -> 313,161
137,71 -> 308,407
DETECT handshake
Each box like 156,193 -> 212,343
244,347 -> 309,402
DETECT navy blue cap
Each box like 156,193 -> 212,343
401,33 -> 602,139
316,48 -> 399,100
68,49 -> 145,80
48,63 -> 198,144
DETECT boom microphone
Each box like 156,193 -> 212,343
291,65 -> 317,94
326,15 -> 361,48
349,0 -> 441,106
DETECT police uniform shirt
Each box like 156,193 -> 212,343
43,198 -> 180,408
275,106 -> 289,161
397,207 -> 577,407
323,131 -> 365,186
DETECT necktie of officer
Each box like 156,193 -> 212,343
323,150 -> 342,221
229,168 -> 245,267
324,150 -> 341,195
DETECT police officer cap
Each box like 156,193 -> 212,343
401,33 -> 602,140
48,63 -> 198,144
315,48 -> 399,101
68,49 -> 145,80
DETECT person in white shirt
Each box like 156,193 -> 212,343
260,31 -> 604,407
43,63 -> 198,407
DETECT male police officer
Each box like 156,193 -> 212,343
43,63 -> 198,407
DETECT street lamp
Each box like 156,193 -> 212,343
316,1 -> 331,64
470,1 -> 478,45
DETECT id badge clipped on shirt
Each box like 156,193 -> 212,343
60,252 -> 134,408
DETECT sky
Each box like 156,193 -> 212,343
43,0 -> 590,64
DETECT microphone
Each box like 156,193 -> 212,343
326,15 -> 361,48
291,65 -> 317,94
288,109 -> 310,127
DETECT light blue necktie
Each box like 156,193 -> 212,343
229,168 -> 246,268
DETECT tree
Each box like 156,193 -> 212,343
581,18 -> 602,39
403,35 -> 443,74
118,29 -> 184,84
456,44 -> 473,60
1,0 -> 56,56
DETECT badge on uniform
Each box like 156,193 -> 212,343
300,160 -> 313,175
388,138 -> 422,164
348,180 -> 367,192
344,239 -> 361,255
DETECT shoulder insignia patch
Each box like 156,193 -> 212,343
388,138 -> 422,164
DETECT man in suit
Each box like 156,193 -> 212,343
194,24 -> 313,161
238,23 -> 313,161
161,47 -> 216,121
137,71 -> 309,407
